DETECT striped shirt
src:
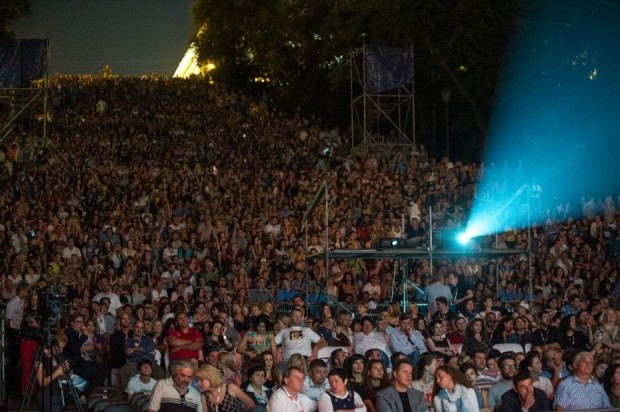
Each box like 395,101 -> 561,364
554,375 -> 611,410
148,378 -> 203,412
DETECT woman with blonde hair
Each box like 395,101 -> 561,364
594,308 -> 620,351
273,315 -> 290,335
218,352 -> 242,387
286,353 -> 309,377
195,364 -> 255,412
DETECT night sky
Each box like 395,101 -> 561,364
13,0 -> 194,76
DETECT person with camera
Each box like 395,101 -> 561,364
62,313 -> 108,396
34,331 -> 73,412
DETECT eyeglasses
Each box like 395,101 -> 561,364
502,365 -> 516,370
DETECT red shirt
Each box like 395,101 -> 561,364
447,331 -> 465,344
167,327 -> 203,361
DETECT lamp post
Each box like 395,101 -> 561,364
441,88 -> 451,157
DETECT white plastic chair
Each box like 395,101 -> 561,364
318,346 -> 349,360
493,343 -> 524,353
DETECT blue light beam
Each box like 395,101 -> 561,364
465,0 -> 620,238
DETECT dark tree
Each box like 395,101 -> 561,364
192,0 -> 519,157
0,0 -> 31,39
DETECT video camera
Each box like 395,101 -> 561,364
39,286 -> 69,342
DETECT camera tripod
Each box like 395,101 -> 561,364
20,339 -> 84,412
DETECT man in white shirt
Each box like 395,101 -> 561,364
151,280 -> 168,304
62,238 -> 82,263
92,278 -> 122,316
267,367 -> 316,412
126,359 -> 158,401
353,316 -> 389,356
5,283 -> 28,397
148,359 -> 202,412
361,275 -> 382,301
275,308 -> 326,365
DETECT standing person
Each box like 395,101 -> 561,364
500,372 -> 549,412
433,365 -> 479,412
5,283 -> 28,398
267,366 -> 316,412
554,351 -> 612,410
317,368 -> 366,412
376,359 -> 427,412
167,311 -> 204,362
274,307 -> 326,365
424,273 -> 453,315
148,359 -> 203,412
20,313 -> 42,397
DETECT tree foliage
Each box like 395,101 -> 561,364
192,0 -> 519,156
0,0 -> 31,39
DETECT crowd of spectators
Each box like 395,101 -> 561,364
2,75 -> 620,411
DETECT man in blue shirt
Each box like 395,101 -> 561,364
559,294 -> 582,316
554,351 -> 611,410
249,277 -> 274,303
118,320 -> 165,391
389,315 -> 427,366
424,272 -> 452,314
